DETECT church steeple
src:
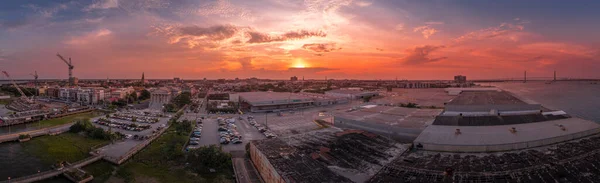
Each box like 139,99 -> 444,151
141,72 -> 146,85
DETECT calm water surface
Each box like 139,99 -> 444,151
489,81 -> 600,123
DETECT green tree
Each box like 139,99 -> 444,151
187,145 -> 232,174
139,89 -> 151,100
70,120 -> 94,133
173,92 -> 191,108
363,96 -> 373,103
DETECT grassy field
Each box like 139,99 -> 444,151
116,123 -> 198,183
0,99 -> 10,105
115,121 -> 233,183
21,133 -> 109,164
38,112 -> 98,128
83,161 -> 115,183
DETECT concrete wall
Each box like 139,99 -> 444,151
333,116 -> 423,142
416,127 -> 600,152
249,142 -> 287,183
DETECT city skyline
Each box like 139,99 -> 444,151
1,0 -> 600,80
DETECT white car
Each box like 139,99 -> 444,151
124,134 -> 133,139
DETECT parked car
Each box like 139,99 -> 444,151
220,137 -> 229,144
258,128 -> 267,133
231,138 -> 242,144
124,134 -> 133,139
265,133 -> 276,138
190,137 -> 200,141
189,141 -> 200,145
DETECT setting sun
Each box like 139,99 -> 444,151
292,59 -> 308,68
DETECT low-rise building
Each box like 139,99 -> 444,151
325,89 -> 379,100
149,88 -> 172,108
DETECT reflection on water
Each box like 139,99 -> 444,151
0,142 -> 49,179
0,142 -> 70,183
489,81 -> 600,123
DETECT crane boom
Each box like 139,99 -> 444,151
56,53 -> 72,66
2,71 -> 32,103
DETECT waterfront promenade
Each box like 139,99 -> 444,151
0,154 -> 103,183
0,123 -> 73,143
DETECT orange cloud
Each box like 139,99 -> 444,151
413,25 -> 438,39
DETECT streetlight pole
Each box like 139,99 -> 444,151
265,112 -> 268,129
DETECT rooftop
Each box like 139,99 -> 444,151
414,117 -> 600,152
251,128 -> 406,183
326,89 -> 377,95
334,105 -> 442,129
238,92 -> 313,105
432,113 -> 570,126
369,134 -> 600,182
447,91 -> 527,105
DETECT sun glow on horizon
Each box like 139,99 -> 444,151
291,58 -> 308,68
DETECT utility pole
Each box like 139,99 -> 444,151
265,112 -> 268,129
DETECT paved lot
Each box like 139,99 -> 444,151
376,88 -> 455,108
93,114 -> 170,159
186,115 -> 266,152
222,117 -> 265,152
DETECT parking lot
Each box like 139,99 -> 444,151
185,115 -> 266,153
92,111 -> 170,160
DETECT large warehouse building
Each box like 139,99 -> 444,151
413,90 -> 600,152
238,92 -> 348,112
325,89 -> 379,99
247,88 -> 600,182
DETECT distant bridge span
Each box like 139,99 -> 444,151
472,77 -> 600,83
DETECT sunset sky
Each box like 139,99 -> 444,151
1,0 -> 599,80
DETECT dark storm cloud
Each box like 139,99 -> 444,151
400,45 -> 447,65
178,24 -> 239,41
246,30 -> 326,43
301,43 -> 341,53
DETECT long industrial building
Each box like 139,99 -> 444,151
248,88 -> 600,183
238,92 -> 348,112
413,89 -> 600,152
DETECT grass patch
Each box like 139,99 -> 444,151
21,133 -> 109,164
39,112 -> 98,128
0,99 -> 10,105
115,121 -> 233,183
83,161 -> 115,183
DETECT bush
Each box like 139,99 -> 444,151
175,120 -> 193,135
400,102 -> 419,108
187,145 -> 232,174
70,120 -> 94,133
70,120 -> 116,140
19,134 -> 31,139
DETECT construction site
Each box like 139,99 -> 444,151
0,53 -> 86,126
